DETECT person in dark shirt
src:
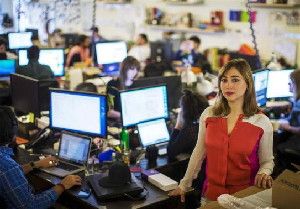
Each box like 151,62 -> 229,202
276,69 -> 300,172
16,45 -> 54,80
175,36 -> 207,67
106,56 -> 141,120
0,106 -> 81,209
167,90 -> 209,161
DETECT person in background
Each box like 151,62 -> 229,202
75,82 -> 98,93
106,56 -> 141,120
128,33 -> 151,68
167,90 -> 208,161
90,26 -> 104,44
16,45 -> 54,80
66,35 -> 91,67
169,59 -> 274,205
31,34 -> 43,48
48,28 -> 65,48
0,106 -> 81,209
175,36 -> 207,67
0,37 -> 17,60
276,69 -> 300,172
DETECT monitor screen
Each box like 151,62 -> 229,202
96,41 -> 127,65
253,69 -> 268,107
11,74 -> 58,117
138,118 -> 170,147
59,132 -> 91,164
18,48 -> 65,77
0,60 -> 15,77
267,69 -> 293,99
8,32 -> 33,49
132,75 -> 182,110
120,85 -> 169,127
50,90 -> 107,137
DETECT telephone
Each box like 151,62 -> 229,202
26,128 -> 52,150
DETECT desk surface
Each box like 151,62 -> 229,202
200,186 -> 264,209
16,148 -> 187,209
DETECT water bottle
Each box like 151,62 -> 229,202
120,128 -> 129,151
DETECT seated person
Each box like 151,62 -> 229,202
174,36 -> 207,67
0,106 -> 81,209
66,35 -> 91,67
0,37 -> 17,60
106,56 -> 141,120
75,82 -> 97,93
16,45 -> 54,80
276,69 -> 300,171
128,33 -> 150,68
167,90 -> 209,161
31,34 -> 44,48
48,28 -> 65,48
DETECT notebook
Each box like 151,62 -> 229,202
40,131 -> 91,177
137,118 -> 170,155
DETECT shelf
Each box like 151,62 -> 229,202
248,3 -> 300,8
164,0 -> 204,5
101,0 -> 131,4
144,24 -> 225,34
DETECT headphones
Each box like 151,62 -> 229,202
0,106 -> 18,144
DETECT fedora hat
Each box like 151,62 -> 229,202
99,161 -> 131,188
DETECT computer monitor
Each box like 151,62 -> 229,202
18,48 -> 65,77
8,32 -> 33,49
138,118 -> 170,147
50,89 -> 107,137
253,69 -> 269,107
120,85 -> 169,127
0,59 -> 15,77
267,69 -> 294,99
10,74 -> 58,117
132,76 -> 182,110
96,41 -> 127,75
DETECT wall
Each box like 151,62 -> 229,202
0,0 -> 14,33
6,0 -> 300,65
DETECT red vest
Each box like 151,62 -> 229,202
204,114 -> 264,200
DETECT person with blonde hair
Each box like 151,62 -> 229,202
169,59 -> 274,205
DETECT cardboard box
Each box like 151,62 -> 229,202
272,169 -> 300,209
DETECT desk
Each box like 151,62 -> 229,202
200,186 -> 264,209
16,148 -> 187,209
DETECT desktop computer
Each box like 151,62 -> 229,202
11,74 -> 58,117
132,75 -> 182,110
253,69 -> 269,107
18,48 -> 65,77
8,32 -> 33,49
267,69 -> 293,100
50,89 -> 107,137
120,85 -> 169,127
95,41 -> 127,76
0,59 -> 15,78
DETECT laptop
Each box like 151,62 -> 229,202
40,131 -> 92,177
137,118 -> 170,155
86,173 -> 143,201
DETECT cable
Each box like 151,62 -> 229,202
246,1 -> 260,60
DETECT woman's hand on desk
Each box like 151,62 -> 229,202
255,173 -> 273,189
279,123 -> 291,132
35,156 -> 58,169
168,187 -> 186,202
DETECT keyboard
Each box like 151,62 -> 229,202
57,161 -> 79,171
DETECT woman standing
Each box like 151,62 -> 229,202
169,59 -> 274,204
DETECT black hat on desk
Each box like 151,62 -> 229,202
99,161 -> 131,188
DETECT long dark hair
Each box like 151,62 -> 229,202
290,69 -> 300,101
180,90 -> 209,126
119,56 -> 141,90
213,59 -> 259,117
